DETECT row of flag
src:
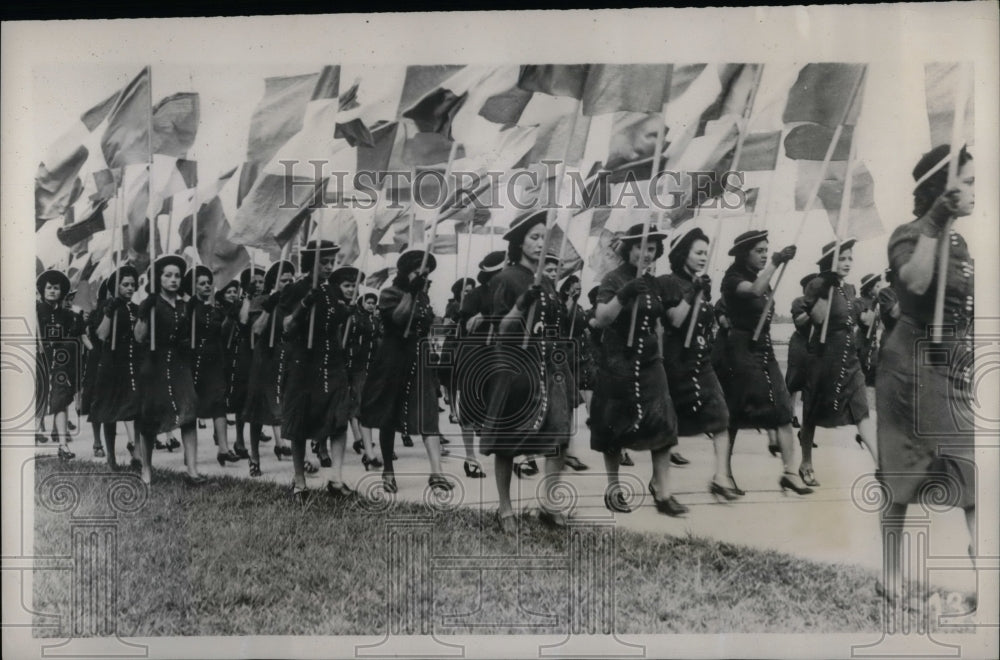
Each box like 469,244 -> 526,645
36,61 -> 973,310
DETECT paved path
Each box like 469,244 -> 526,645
45,399 -> 977,594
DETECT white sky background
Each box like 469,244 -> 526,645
10,5 -> 1000,315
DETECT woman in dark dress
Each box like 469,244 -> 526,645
480,210 -> 573,528
856,272 -> 883,390
719,230 -> 812,495
557,274 -> 590,473
243,259 -> 296,476
91,266 -> 143,469
876,145 -> 976,605
36,269 -> 83,459
591,223 -> 686,516
360,250 -> 454,494
452,252 -> 506,480
785,273 -> 818,434
279,242 -> 356,500
184,265 -> 240,467
226,266 -> 266,459
797,239 -> 878,486
347,292 -> 382,470
80,281 -> 107,458
441,277 -> 476,424
660,227 -> 732,499
134,255 -> 201,485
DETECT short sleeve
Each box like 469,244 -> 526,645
887,222 -> 920,276
802,277 -> 826,309
655,275 -> 684,309
378,286 -> 403,321
596,269 -> 626,305
491,273 -> 519,318
262,291 -> 281,314
721,268 -> 747,299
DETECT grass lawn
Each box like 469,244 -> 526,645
32,458 -> 973,636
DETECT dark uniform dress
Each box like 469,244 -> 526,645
79,304 -> 105,419
857,294 -> 880,387
36,301 -> 83,415
189,299 -> 228,420
479,264 -> 573,458
89,300 -> 142,423
800,279 -> 868,428
225,294 -> 265,415
589,265 -> 678,454
360,285 -> 440,436
579,308 -> 600,392
719,263 -> 794,429
137,296 -> 197,436
280,279 -> 352,442
562,302 -> 591,397
660,272 -> 729,437
242,292 -> 288,426
785,296 -> 813,395
438,299 -> 462,404
877,222 -> 975,509
455,284 -> 494,428
345,307 -> 379,419
710,298 -> 729,377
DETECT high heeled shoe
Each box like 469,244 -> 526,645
463,460 -> 486,478
779,472 -> 814,495
709,481 -> 741,502
303,460 -> 318,475
619,451 -> 634,467
855,434 -> 865,450
727,477 -> 746,497
273,445 -> 284,461
67,419 -> 77,432
496,511 -> 517,533
260,433 -> 271,443
768,443 -> 780,457
352,439 -> 363,455
291,484 -> 308,503
538,507 -> 570,528
184,473 -> 207,485
217,450 -> 240,466
232,445 -> 250,460
318,453 -> 332,468
670,452 -> 690,466
653,495 -> 688,517
798,467 -> 820,488
563,455 -> 589,471
93,445 -> 106,459
382,473 -> 398,493
604,489 -> 632,514
36,433 -> 49,444
155,437 -> 168,450
126,441 -> 134,454
248,461 -> 261,477
791,415 -> 801,429
326,481 -> 356,499
167,436 -> 181,452
428,474 -> 454,491
58,446 -> 75,461
402,434 -> 414,447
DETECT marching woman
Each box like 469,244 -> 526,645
243,260 -> 296,476
36,269 -> 84,459
591,223 -> 686,516
279,241 -> 356,500
185,265 -> 240,467
360,249 -> 454,494
80,281 -> 107,459
719,230 -> 813,495
226,266 -> 266,459
480,210 -> 573,528
785,273 -> 819,433
556,274 -> 590,473
347,292 -> 382,470
91,266 -> 143,469
659,227 -> 732,499
856,272 -> 883,392
134,255 -> 201,485
797,239 -> 878,487
876,145 -> 976,605
579,286 -> 601,417
441,277 -> 476,424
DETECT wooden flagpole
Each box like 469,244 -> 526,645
271,240 -> 292,347
146,66 -> 157,352
752,66 -> 867,342
819,141 -> 857,344
111,182 -> 122,350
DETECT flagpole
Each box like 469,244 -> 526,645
307,209 -> 321,349
625,98 -> 669,348
343,177 -> 387,348
190,170 -> 200,349
684,65 -> 765,349
932,64 -> 971,343
752,66 -> 867,342
404,141 -> 459,339
525,101 -> 584,348
271,240 -> 291,347
146,66 -> 157,352
111,180 -> 122,350
820,142 -> 857,344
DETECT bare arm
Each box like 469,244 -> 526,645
665,299 -> 691,328
896,233 -> 939,296
390,291 -> 416,327
96,315 -> 112,341
734,260 -> 778,298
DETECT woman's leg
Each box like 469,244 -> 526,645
461,427 -> 476,461
214,417 -> 231,454
290,435 -> 307,490
494,455 -> 514,517
328,429 -> 348,487
249,423 -> 263,464
725,426 -> 739,485
361,425 -> 376,461
180,423 -> 200,478
124,422 -> 137,460
880,502 -> 908,603
650,447 -> 673,498
856,415 -> 878,464
711,433 -> 732,486
379,427 -> 395,473
54,410 -> 69,448
139,430 -> 154,484
91,420 -> 103,453
422,434 -> 444,475
798,423 -> 815,470
103,423 -> 118,467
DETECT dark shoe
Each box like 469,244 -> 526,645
709,481 -> 741,502
318,453 -> 332,468
670,452 -> 690,466
463,460 -> 486,479
382,473 -> 398,493
791,415 -> 801,429
564,455 -> 589,471
227,419 -> 236,426
93,446 -> 106,459
326,481 -> 356,499
428,474 -> 454,492
538,507 -> 569,528
780,472 -> 814,495
768,443 -> 780,457
514,459 -> 538,479
126,441 -> 134,454
291,484 -> 308,503
279,445 -> 293,457
261,434 -> 271,443
67,419 -> 77,432
798,467 -> 820,488
604,488 -> 632,514
440,446 -> 451,458
198,420 -> 207,429
497,512 -> 517,533
184,473 -> 207,485
36,433 -> 49,444
167,436 -> 181,451
232,445 -> 250,460
440,436 -> 450,445
248,461 -> 261,477
217,451 -> 240,466
653,495 -> 688,517
154,438 -> 168,450
855,434 -> 865,450
130,457 -> 142,470
402,434 -> 414,447
58,446 -> 75,461
273,445 -> 284,461
449,413 -> 459,424
352,439 -> 363,455
303,460 -> 318,475
310,440 -> 318,455
619,451 -> 634,467
727,477 -> 746,497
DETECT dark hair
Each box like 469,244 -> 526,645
451,277 -> 475,300
668,230 -> 709,274
913,144 -> 973,217
733,239 -> 767,268
359,292 -> 377,306
558,275 -> 580,300
506,216 -> 547,264
818,245 -> 853,273
615,237 -> 664,263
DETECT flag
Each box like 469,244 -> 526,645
733,131 -> 782,171
57,200 -> 107,247
580,65 -> 673,116
101,67 -> 152,169
515,113 -> 592,169
783,123 -> 853,161
795,160 -> 884,240
695,64 -> 759,136
151,92 -> 199,158
365,267 -> 394,289
517,65 -> 590,99
924,63 -> 975,148
782,63 -> 866,128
